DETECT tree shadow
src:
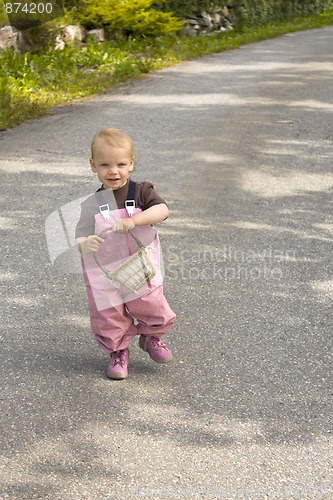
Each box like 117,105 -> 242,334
1,27 -> 332,497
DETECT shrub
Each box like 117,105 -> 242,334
78,0 -> 183,38
153,1 -> 216,17
154,1 -> 333,26
225,1 -> 333,29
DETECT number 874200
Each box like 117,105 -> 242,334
6,3 -> 53,14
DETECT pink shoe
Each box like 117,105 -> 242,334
107,349 -> 129,379
139,335 -> 173,364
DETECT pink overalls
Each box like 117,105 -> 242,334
81,183 -> 176,353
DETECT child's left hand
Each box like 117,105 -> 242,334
113,218 -> 135,234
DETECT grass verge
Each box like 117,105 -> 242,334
1,9 -> 333,130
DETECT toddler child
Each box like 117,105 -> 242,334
75,128 -> 176,379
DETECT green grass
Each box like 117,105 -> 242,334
1,8 -> 333,130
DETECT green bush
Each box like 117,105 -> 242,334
222,1 -> 333,28
153,1 -> 217,17
78,0 -> 183,38
154,1 -> 333,25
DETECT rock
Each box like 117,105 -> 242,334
63,25 -> 84,45
222,6 -> 230,18
54,24 -> 85,50
179,19 -> 200,37
85,28 -> 105,43
200,11 -> 213,28
0,26 -> 21,51
182,5 -> 233,36
0,25 -> 30,51
214,13 -> 221,26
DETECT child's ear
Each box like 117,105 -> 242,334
129,156 -> 135,172
90,158 -> 97,173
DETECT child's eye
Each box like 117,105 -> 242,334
118,163 -> 126,167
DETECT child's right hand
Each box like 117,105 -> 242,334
82,235 -> 104,253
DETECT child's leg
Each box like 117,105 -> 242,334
83,272 -> 137,353
91,302 -> 137,353
125,285 -> 176,339
125,286 -> 175,363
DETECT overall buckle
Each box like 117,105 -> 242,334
125,200 -> 135,217
99,204 -> 109,220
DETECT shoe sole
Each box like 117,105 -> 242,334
107,372 -> 128,380
149,354 -> 173,364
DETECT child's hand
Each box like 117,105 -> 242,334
83,235 -> 104,253
112,218 -> 135,234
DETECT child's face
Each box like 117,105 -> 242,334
90,140 -> 134,190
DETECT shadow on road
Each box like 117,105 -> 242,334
1,27 -> 332,497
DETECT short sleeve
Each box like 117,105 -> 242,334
75,196 -> 98,238
135,182 -> 167,211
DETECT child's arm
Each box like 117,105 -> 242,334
132,203 -> 169,226
113,203 -> 169,233
75,235 -> 104,254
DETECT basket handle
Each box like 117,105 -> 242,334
93,227 -> 146,275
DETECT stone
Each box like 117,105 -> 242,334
200,11 -> 213,28
0,25 -> 30,51
63,25 -> 84,45
86,28 -> 105,43
0,26 -> 20,50
214,13 -> 221,26
54,25 -> 85,50
179,19 -> 200,37
222,6 -> 230,18
182,6 -> 233,36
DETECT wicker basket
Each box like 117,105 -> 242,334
93,228 -> 156,294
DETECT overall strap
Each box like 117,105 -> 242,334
95,190 -> 106,207
125,180 -> 136,217
95,190 -> 109,220
95,180 -> 137,219
126,180 -> 136,201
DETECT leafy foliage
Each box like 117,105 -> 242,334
153,1 -> 333,25
77,0 -> 183,37
1,2 -> 332,129
226,0 -> 333,28
152,1 -> 219,17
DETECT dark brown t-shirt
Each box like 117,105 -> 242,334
75,180 -> 166,238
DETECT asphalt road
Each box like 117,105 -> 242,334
1,27 -> 332,499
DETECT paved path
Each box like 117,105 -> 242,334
1,27 -> 332,499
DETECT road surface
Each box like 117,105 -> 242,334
1,26 -> 332,499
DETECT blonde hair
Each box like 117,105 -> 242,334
91,128 -> 133,158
